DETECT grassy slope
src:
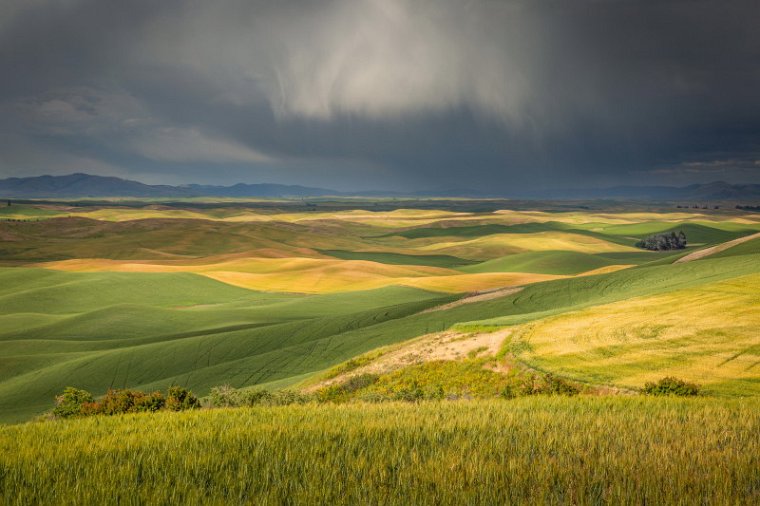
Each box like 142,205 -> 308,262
2,251 -> 759,422
0,269 -> 449,422
461,250 -> 621,274
2,207 -> 759,421
1,398 -> 758,504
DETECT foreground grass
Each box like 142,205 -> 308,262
1,398 -> 759,504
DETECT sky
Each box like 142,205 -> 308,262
1,0 -> 759,192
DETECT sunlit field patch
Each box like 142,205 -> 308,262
508,273 -> 760,395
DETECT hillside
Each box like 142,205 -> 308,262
0,203 -> 759,422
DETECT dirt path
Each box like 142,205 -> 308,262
675,231 -> 760,263
420,286 -> 524,313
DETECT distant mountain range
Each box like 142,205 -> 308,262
0,173 -> 759,200
0,173 -> 335,199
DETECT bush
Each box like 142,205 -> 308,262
264,390 -> 314,406
53,387 -> 94,418
241,389 -> 275,406
500,373 -> 579,399
642,377 -> 700,396
541,374 -> 580,395
134,391 -> 166,412
96,389 -> 166,415
166,386 -> 201,411
208,385 -> 244,407
206,387 -> 315,408
52,386 -> 198,418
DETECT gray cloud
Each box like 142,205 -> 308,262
0,0 -> 759,191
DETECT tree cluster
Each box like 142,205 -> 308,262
635,231 -> 687,251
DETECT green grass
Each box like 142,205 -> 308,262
461,250 -> 621,274
1,398 -> 758,504
709,236 -> 760,258
0,269 -> 450,423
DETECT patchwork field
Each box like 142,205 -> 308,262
0,200 -> 759,424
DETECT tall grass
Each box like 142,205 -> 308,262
1,397 -> 758,504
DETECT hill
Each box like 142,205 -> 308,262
0,203 -> 759,422
2,173 -> 760,200
0,174 -> 337,198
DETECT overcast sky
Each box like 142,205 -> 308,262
1,0 -> 759,191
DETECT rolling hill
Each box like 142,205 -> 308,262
0,202 -> 759,423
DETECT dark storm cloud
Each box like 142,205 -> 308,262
1,0 -> 759,190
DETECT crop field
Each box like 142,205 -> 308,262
1,398 -> 759,504
1,201 -> 759,423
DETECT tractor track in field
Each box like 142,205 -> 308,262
675,232 -> 760,263
419,286 -> 524,314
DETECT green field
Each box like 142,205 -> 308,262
1,398 -> 758,504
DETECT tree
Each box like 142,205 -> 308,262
53,387 -> 94,418
635,231 -> 687,251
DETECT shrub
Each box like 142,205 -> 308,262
540,374 -> 580,396
500,372 -> 579,398
53,386 -> 195,418
166,386 -> 201,411
134,391 -> 166,412
209,385 -> 244,407
241,389 -> 275,406
206,387 -> 315,408
642,377 -> 700,396
392,384 -> 425,402
500,374 -> 537,399
96,389 -> 158,415
265,390 -> 314,406
53,387 -> 94,418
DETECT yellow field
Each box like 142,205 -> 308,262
509,273 -> 760,394
14,204 -> 760,228
416,231 -> 638,258
39,257 -> 567,293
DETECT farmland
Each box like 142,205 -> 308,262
1,201 -> 759,422
1,199 -> 759,502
